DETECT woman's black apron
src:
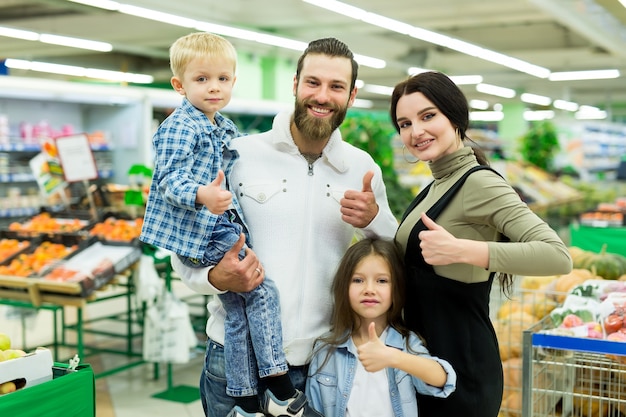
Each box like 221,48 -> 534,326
401,166 -> 504,417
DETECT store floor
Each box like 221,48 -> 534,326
91,351 -> 205,417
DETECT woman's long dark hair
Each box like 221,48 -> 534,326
389,71 -> 514,294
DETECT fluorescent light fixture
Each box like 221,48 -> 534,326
476,83 -> 516,98
549,69 -> 620,81
524,110 -> 555,121
520,93 -> 552,106
353,99 -> 374,108
362,84 -> 394,96
450,75 -> 483,85
575,105 -> 607,120
71,0 -> 384,69
408,70 -> 483,86
39,34 -> 112,52
620,0 -> 626,7
469,111 -> 504,122
67,0 -> 119,10
353,55 -> 386,69
469,99 -> 490,110
408,67 -> 430,75
302,0 -> 551,78
0,26 -> 112,52
5,58 -> 153,84
0,26 -> 39,41
553,99 -> 579,112
119,5 -> 197,28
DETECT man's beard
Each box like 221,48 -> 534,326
293,98 -> 348,142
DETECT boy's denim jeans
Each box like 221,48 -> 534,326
178,213 -> 287,397
200,338 -> 308,417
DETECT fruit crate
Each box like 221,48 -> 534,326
521,316 -> 626,417
0,236 -> 139,302
0,231 -> 37,265
0,209 -> 96,239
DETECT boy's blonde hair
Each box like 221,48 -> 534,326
169,32 -> 237,79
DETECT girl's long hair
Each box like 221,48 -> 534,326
310,238 -> 412,371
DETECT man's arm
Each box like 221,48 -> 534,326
171,233 -> 264,295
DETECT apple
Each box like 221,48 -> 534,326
604,314 -> 624,335
0,333 -> 10,351
0,381 -> 16,395
3,349 -> 25,360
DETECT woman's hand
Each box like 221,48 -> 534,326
418,212 -> 489,268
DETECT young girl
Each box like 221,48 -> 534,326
305,238 -> 456,417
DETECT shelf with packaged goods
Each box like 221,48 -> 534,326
0,77 -> 150,219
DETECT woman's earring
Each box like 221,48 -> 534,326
402,146 -> 419,164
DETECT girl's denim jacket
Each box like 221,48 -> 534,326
305,326 -> 456,417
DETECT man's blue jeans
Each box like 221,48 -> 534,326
200,338 -> 309,417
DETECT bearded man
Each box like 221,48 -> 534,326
172,37 -> 398,417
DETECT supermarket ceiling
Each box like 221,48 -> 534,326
2,0 -> 626,116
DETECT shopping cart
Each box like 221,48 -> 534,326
522,316 -> 626,417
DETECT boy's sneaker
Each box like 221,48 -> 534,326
226,405 -> 265,417
263,389 -> 324,417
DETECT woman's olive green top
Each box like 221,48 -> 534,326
396,146 -> 572,284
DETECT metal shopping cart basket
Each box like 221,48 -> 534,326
522,316 -> 626,417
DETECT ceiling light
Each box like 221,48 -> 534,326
0,26 -> 38,41
0,26 -> 111,52
524,110 -> 555,121
4,58 -> 153,84
353,99 -> 374,108
469,99 -> 490,110
553,99 -> 579,112
476,83 -> 516,98
575,105 -> 607,120
520,93 -> 552,106
362,84 -> 394,96
549,69 -> 620,81
450,75 -> 483,85
67,0 -> 119,10
469,111 -> 504,122
407,67 -> 429,75
39,34 -> 112,52
70,0 -> 385,69
119,5 -> 197,27
303,0 -> 551,78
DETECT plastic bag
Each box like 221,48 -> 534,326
142,291 -> 197,363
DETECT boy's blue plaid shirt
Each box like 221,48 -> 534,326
140,98 -> 245,258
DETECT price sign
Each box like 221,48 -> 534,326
55,133 -> 99,182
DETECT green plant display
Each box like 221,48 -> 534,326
340,110 -> 413,219
518,120 -> 560,172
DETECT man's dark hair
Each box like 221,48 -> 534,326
295,37 -> 359,90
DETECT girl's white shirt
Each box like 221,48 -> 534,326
346,328 -> 393,417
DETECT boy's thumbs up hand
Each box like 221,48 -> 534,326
197,170 -> 232,215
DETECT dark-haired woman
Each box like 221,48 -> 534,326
390,71 -> 572,417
